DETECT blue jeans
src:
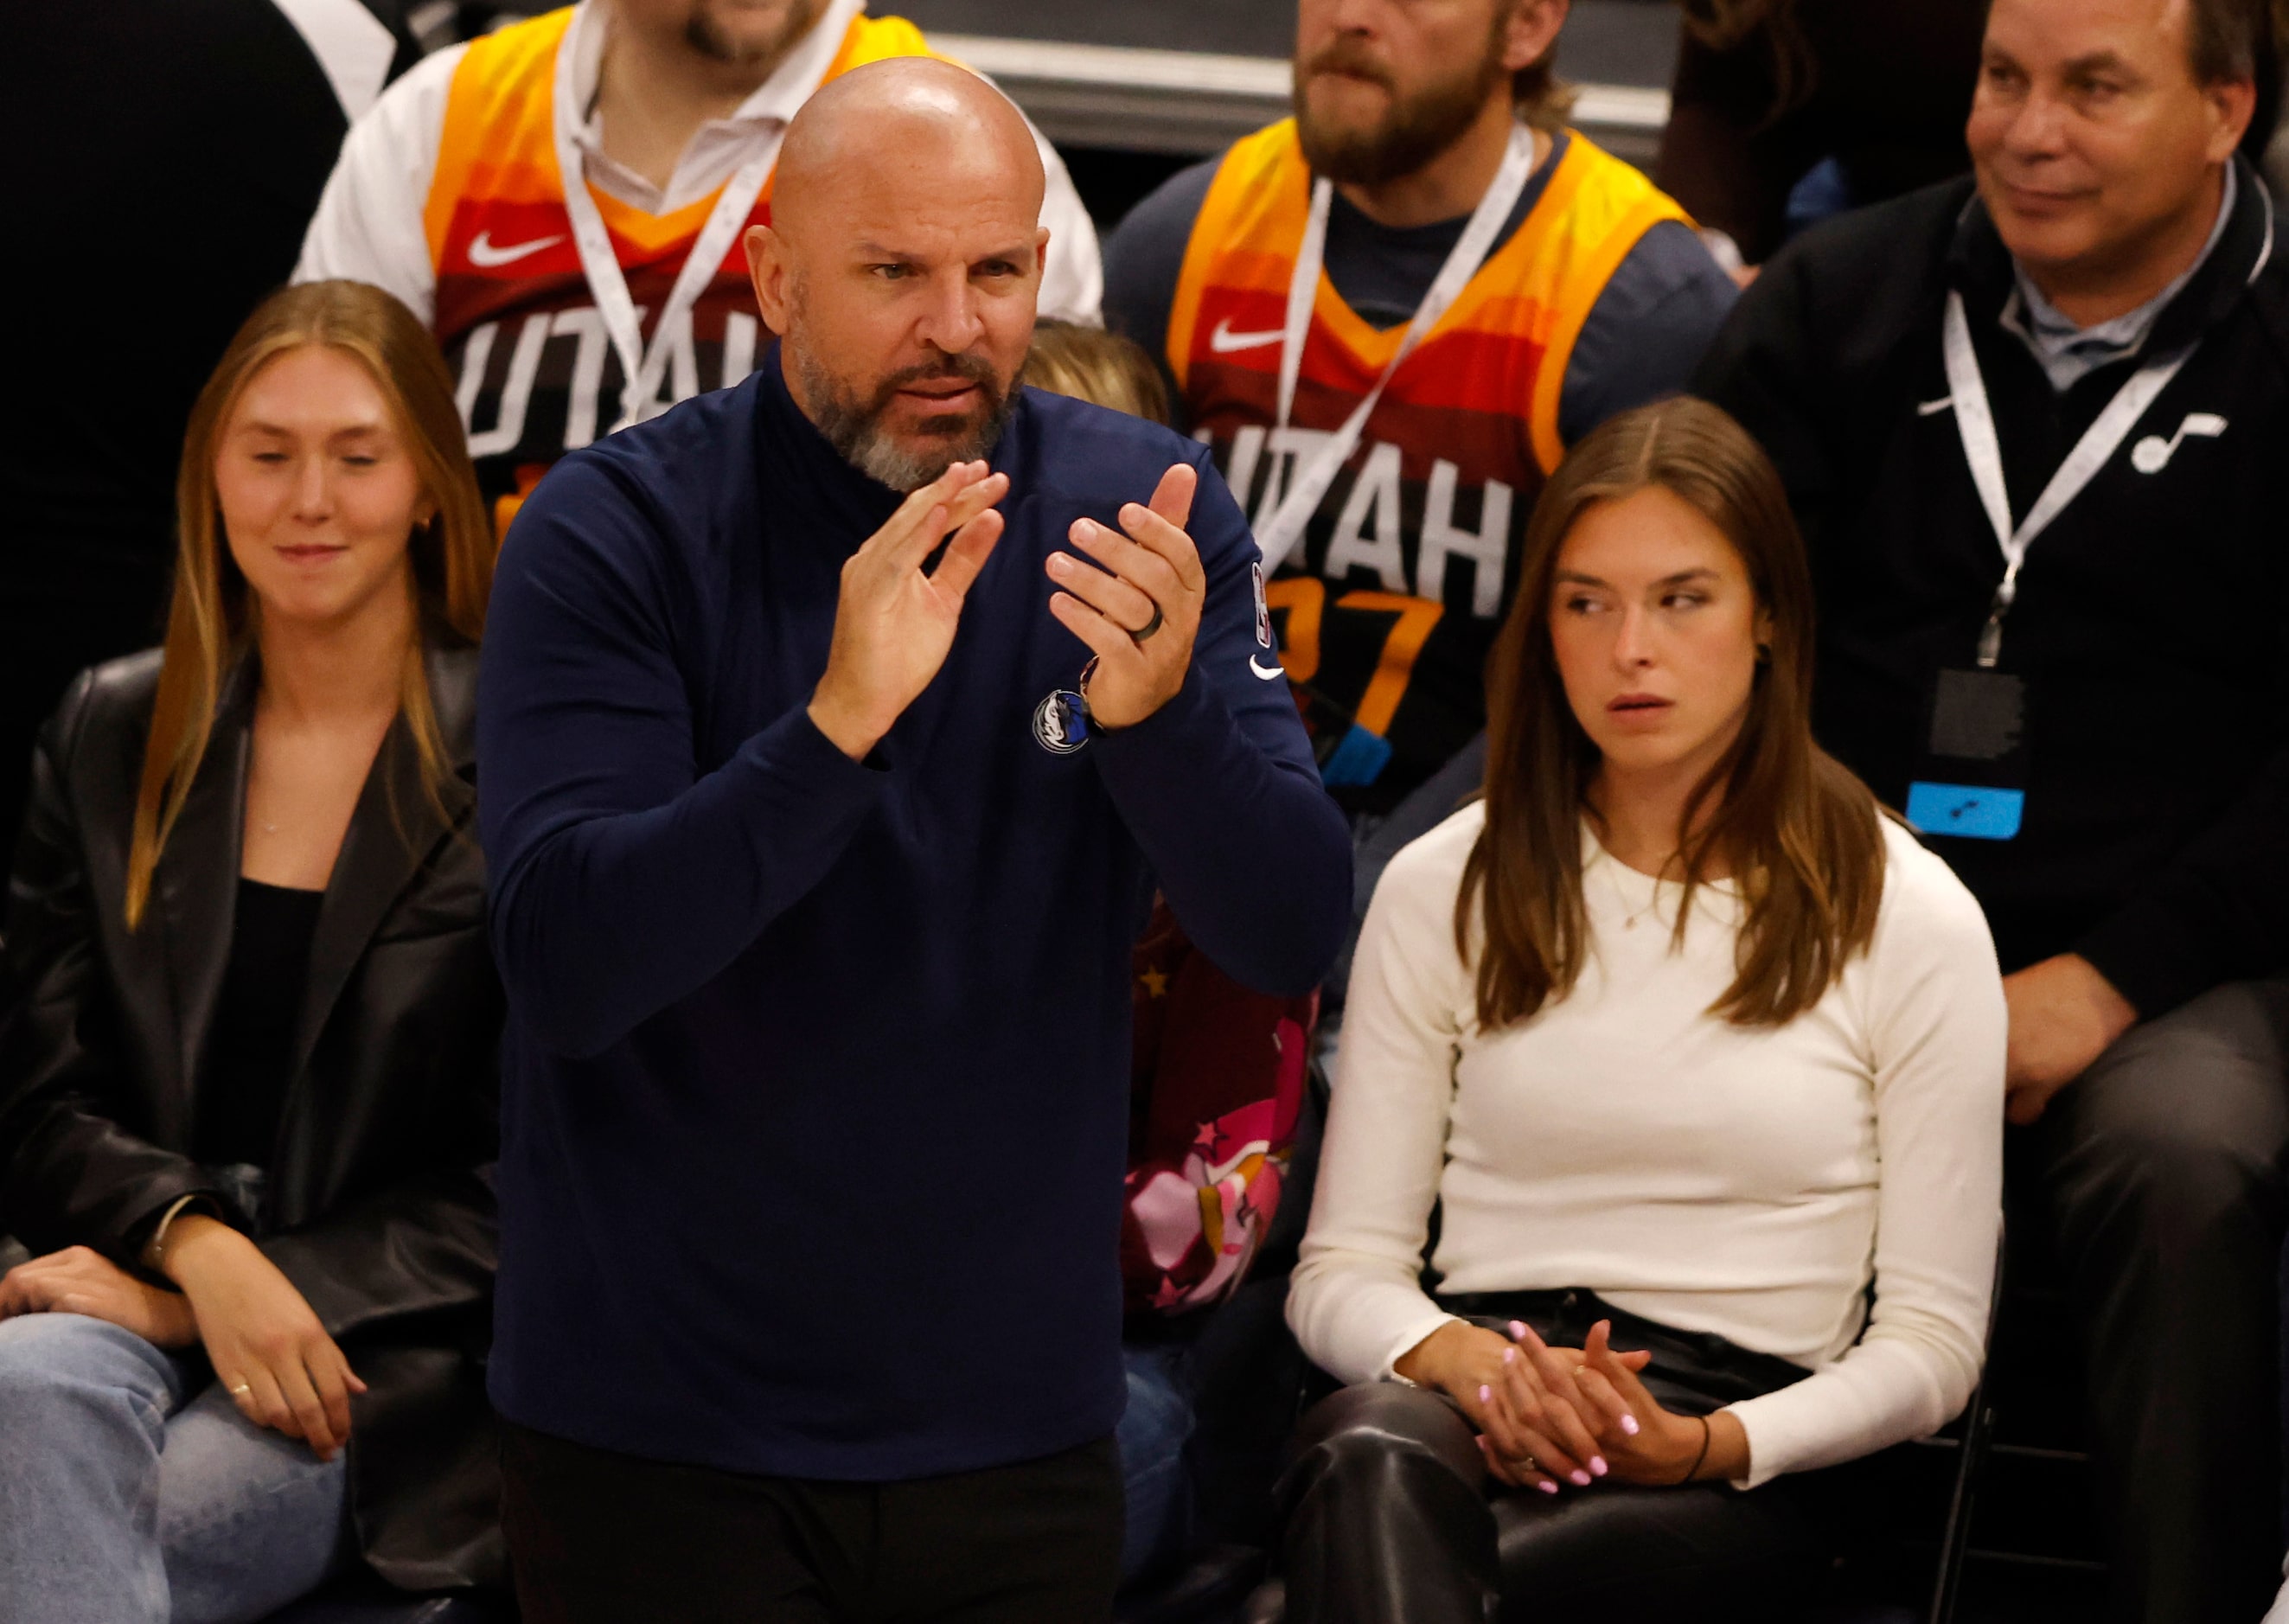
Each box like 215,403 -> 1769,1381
1117,1338 -> 1199,1589
0,1313 -> 351,1623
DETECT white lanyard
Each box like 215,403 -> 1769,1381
1941,291 -> 2190,668
551,18 -> 783,434
1254,121 -> 1540,575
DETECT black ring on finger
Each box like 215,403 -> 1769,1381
1130,603 -> 1165,644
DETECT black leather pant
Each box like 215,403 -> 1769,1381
1261,1290 -> 1838,1624
2031,979 -> 2289,1624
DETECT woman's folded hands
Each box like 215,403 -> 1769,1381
1392,1317 -> 1750,1494
0,1244 -> 198,1348
160,1214 -> 368,1463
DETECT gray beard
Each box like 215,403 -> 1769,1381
790,340 -> 1013,491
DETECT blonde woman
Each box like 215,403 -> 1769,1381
0,281 -> 501,1622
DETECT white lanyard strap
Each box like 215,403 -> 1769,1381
552,20 -> 782,435
1941,289 -> 2190,666
1255,121 -> 1540,574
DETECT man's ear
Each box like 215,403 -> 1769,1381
745,224 -> 794,336
2204,76 -> 2259,163
1503,0 -> 1570,75
1034,225 -> 1052,286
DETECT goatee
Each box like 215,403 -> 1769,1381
793,342 -> 1014,492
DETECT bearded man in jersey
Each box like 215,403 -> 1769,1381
296,0 -> 1101,534
476,57 -> 1347,1621
1104,0 -> 1736,835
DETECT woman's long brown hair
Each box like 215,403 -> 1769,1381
1455,396 -> 1884,1030
124,280 -> 494,930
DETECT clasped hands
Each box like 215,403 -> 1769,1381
807,457 -> 1207,760
0,1215 -> 363,1462
1394,1317 -> 1748,1495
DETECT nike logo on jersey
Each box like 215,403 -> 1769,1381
1210,319 -> 1286,355
1250,655 -> 1286,681
468,230 -> 566,268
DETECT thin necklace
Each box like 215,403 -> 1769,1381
1620,879 -> 1669,932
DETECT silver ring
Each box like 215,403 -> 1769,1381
1131,603 -> 1165,644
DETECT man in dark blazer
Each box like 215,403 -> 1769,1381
1699,0 -> 2289,1616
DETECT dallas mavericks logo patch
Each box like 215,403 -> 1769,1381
1033,689 -> 1090,754
1251,561 -> 1273,647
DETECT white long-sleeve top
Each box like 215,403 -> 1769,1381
1290,805 -> 2005,1488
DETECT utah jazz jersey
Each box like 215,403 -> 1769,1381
1166,123 -> 1687,806
424,6 -> 933,529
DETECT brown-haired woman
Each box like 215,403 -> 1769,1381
1271,398 -> 2005,1618
0,280 -> 502,1621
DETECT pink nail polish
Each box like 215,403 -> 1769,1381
1508,1320 -> 1528,1339
1478,1384 -> 1492,1403
1570,1470 -> 1591,1487
1590,1456 -> 1608,1476
1503,1347 -> 1518,1365
1537,1480 -> 1560,1495
1621,1416 -> 1641,1437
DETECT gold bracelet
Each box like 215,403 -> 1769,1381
143,1194 -> 205,1276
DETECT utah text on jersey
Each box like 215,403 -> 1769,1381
1166,121 -> 1685,801
427,5 -> 940,522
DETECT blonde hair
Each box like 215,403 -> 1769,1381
1023,322 -> 1172,426
125,281 -> 494,929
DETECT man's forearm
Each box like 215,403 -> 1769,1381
488,706 -> 886,1058
1093,677 -> 1350,997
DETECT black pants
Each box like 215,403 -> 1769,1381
1262,1290 -> 1839,1624
501,1421 -> 1123,1624
2031,978 -> 2289,1624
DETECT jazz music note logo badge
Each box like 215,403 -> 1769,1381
2130,412 -> 2227,475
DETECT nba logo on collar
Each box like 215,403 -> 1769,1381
1034,689 -> 1090,754
1252,562 -> 1272,648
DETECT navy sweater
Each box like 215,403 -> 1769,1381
477,348 -> 1350,1480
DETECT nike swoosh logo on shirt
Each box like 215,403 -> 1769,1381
1250,656 -> 1286,681
1211,319 -> 1286,355
468,229 -> 566,268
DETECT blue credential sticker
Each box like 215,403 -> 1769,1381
1905,782 -> 2024,841
1320,724 -> 1394,789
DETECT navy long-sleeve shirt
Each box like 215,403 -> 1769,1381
477,345 -> 1349,1480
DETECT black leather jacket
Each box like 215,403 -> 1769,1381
0,644 -> 503,1592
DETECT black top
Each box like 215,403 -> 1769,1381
1697,163 -> 2289,1015
195,878 -> 325,1169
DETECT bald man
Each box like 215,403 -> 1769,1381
476,59 -> 1348,1621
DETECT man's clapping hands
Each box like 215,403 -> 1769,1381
1392,1316 -> 1751,1494
1044,463 -> 1207,729
806,457 -> 1212,760
808,459 -> 1009,760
